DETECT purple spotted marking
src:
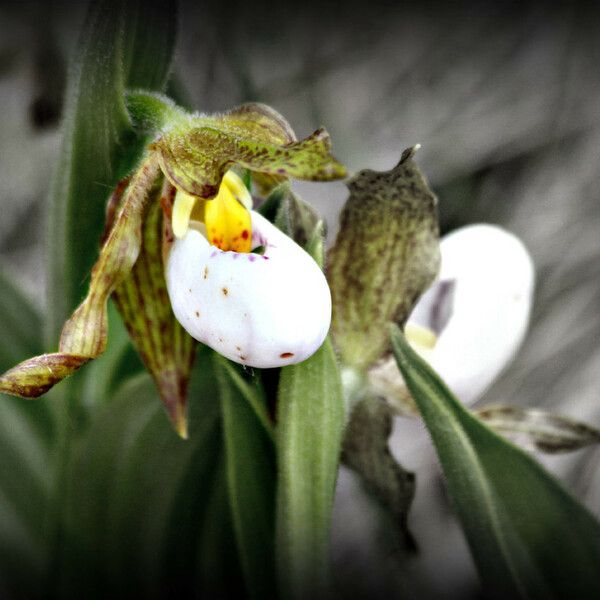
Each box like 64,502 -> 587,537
232,253 -> 240,259
248,254 -> 257,262
210,250 -> 217,258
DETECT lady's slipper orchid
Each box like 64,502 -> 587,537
0,94 -> 346,435
166,171 -> 331,368
370,223 -> 535,408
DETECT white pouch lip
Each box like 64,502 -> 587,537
407,223 -> 535,405
166,210 -> 331,368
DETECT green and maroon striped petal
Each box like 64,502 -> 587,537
0,156 -> 161,401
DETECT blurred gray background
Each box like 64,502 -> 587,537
1,0 -> 599,597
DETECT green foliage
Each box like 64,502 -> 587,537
58,350 -> 232,598
0,271 -> 52,597
276,338 -> 346,599
47,0 -> 176,341
1,0 -> 599,598
216,356 -> 277,599
391,325 -> 600,599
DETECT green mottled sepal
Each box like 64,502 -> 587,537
328,147 -> 440,370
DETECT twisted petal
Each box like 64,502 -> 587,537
0,156 -> 161,398
112,189 -> 196,438
166,211 -> 331,368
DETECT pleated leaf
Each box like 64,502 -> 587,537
0,272 -> 53,597
60,348 -> 242,598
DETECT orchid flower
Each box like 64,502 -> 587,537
325,149 -> 534,414
369,223 -> 534,411
0,93 -> 346,435
166,171 -> 331,368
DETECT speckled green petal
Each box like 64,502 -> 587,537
327,147 -> 440,371
112,183 -> 197,438
0,156 -> 161,398
152,104 -> 346,198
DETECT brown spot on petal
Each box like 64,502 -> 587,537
239,355 -> 247,361
195,311 -> 200,318
236,346 -> 241,351
222,287 -> 229,296
203,266 -> 209,279
280,352 -> 294,359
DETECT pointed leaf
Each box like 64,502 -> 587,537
276,338 -> 346,599
215,355 -> 277,599
113,181 -> 196,437
328,147 -> 440,370
390,325 -> 600,599
60,347 -> 237,597
0,157 -> 162,398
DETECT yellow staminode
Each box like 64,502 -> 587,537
405,322 -> 437,351
171,170 -> 253,253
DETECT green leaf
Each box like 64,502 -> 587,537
0,272 -> 53,595
0,268 -> 54,438
0,268 -> 43,366
194,455 -> 246,598
328,147 -> 440,370
218,359 -> 275,442
60,347 -> 233,598
47,0 -> 176,342
276,338 -> 346,599
390,325 -> 600,599
215,355 -> 277,599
